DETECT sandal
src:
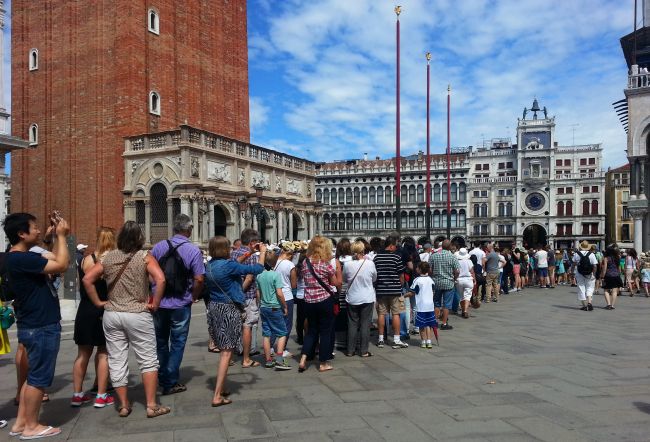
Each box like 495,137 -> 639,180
318,365 -> 334,372
208,347 -> 220,353
344,352 -> 355,357
298,364 -> 307,373
360,352 -> 373,358
162,383 -> 187,395
241,360 -> 260,368
211,397 -> 232,407
146,405 -> 171,418
118,406 -> 132,418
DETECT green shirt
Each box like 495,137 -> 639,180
429,250 -> 460,290
256,270 -> 284,308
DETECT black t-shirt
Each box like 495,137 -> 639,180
6,251 -> 61,328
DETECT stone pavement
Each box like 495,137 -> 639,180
1,285 -> 650,441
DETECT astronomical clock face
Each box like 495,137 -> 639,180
525,192 -> 546,212
522,131 -> 551,150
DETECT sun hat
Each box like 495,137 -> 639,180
579,241 -> 591,251
457,247 -> 469,259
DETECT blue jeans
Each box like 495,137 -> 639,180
154,305 -> 191,389
452,289 -> 461,312
18,322 -> 61,388
384,312 -> 409,340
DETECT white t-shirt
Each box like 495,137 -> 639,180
457,258 -> 474,279
469,247 -> 486,263
410,275 -> 435,312
342,259 -> 377,305
535,250 -> 549,268
273,259 -> 295,301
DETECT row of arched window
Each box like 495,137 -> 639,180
557,200 -> 599,216
323,210 -> 467,231
472,203 -> 515,218
316,183 -> 467,205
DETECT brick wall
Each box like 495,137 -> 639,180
10,0 -> 250,245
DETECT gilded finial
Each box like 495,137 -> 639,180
426,52 -> 431,62
395,5 -> 401,16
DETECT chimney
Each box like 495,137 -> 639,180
363,152 -> 368,161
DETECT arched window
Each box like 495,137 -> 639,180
498,203 -> 505,217
566,201 -> 573,216
353,188 -> 360,204
441,210 -> 448,228
417,184 -> 424,202
369,187 -> 376,204
557,201 -> 564,216
506,202 -> 513,216
473,204 -> 480,217
346,213 -> 353,230
330,214 -> 337,230
339,188 -> 345,205
324,214 -> 330,230
433,210 -> 441,228
451,183 -> 457,201
377,212 -> 384,229
401,185 -> 408,202
481,203 -> 488,217
442,183 -> 448,201
148,8 -> 160,34
149,91 -> 161,115
316,189 -> 322,203
369,213 -> 376,229
433,183 -> 441,202
459,209 -> 466,227
591,200 -> 598,215
417,211 -> 424,228
323,189 -> 330,205
354,214 -> 361,230
150,183 -> 168,243
408,185 -> 416,203
408,211 -> 415,229
459,183 -> 467,202
346,188 -> 353,205
361,213 -> 368,229
385,186 -> 392,204
361,187 -> 368,204
29,48 -> 38,71
582,200 -> 590,215
330,189 -> 337,205
28,123 -> 38,145
377,187 -> 384,204
450,210 -> 457,228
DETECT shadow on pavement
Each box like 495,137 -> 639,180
633,402 -> 650,415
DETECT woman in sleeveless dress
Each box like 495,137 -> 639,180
71,227 -> 116,408
600,245 -> 623,310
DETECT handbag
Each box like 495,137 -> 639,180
0,304 -> 14,329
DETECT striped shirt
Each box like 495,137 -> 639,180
373,250 -> 405,297
429,250 -> 459,290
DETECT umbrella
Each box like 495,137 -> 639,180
432,317 -> 439,346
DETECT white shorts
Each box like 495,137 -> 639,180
575,273 -> 595,301
457,278 -> 474,301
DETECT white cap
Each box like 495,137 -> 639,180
76,244 -> 89,251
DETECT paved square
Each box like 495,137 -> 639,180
2,286 -> 650,441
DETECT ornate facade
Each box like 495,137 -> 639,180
605,164 -> 633,249
467,100 -> 606,250
122,125 -> 321,247
315,152 -> 470,244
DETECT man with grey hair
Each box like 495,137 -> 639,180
151,213 -> 205,395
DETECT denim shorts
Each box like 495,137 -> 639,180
433,289 -> 455,310
538,267 -> 549,277
17,322 -> 61,388
260,307 -> 287,338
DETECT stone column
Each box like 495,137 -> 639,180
167,198 -> 174,238
123,199 -> 136,222
288,211 -> 294,241
308,213 -> 315,238
268,213 -> 277,244
192,198 -> 199,243
144,200 -> 151,245
631,208 -> 645,253
180,195 -> 191,215
277,210 -> 285,241
252,212 -> 258,232
208,200 -> 215,240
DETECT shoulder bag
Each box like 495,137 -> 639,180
346,260 -> 365,291
107,253 -> 135,295
206,261 -> 246,313
305,258 -> 341,315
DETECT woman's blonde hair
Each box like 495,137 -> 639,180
351,241 -> 365,256
209,236 -> 231,259
306,236 -> 333,261
95,226 -> 116,257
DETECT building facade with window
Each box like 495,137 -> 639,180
315,151 -> 470,244
605,164 -> 633,249
467,100 -> 606,250
10,0 -> 251,245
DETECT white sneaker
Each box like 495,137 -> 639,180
392,340 -> 409,349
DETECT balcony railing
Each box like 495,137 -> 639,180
628,72 -> 650,89
469,176 -> 517,184
554,172 -> 605,179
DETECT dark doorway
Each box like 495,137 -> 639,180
214,206 -> 227,237
292,214 -> 300,241
523,224 -> 547,248
259,216 -> 267,243
150,183 -> 168,244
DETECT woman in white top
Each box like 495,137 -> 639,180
625,248 -> 641,295
274,242 -> 298,354
342,241 -> 377,357
456,248 -> 475,319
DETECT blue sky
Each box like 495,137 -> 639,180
2,0 -> 638,173
247,0 -> 636,168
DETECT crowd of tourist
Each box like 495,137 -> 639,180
0,210 -> 648,437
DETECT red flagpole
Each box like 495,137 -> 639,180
395,6 -> 402,234
425,53 -> 431,241
446,84 -> 451,240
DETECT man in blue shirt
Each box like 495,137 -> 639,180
150,214 -> 205,395
4,212 -> 70,439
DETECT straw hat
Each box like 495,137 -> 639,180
579,241 -> 591,251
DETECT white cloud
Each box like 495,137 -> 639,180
249,0 -> 634,168
249,96 -> 271,138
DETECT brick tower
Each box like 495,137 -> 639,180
10,0 -> 250,244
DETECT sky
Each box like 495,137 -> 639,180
247,0 -> 638,168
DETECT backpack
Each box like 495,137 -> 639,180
577,251 -> 594,276
158,240 -> 191,298
0,252 -> 14,302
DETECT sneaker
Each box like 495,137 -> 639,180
282,350 -> 293,358
70,394 -> 93,407
426,342 -> 433,349
420,342 -> 427,348
440,323 -> 454,330
274,359 -> 292,371
93,394 -> 115,408
377,340 -> 385,348
265,360 -> 276,369
580,306 -> 588,311
392,340 -> 409,349
587,303 -> 593,311
492,298 -> 498,303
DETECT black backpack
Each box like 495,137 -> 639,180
159,240 -> 191,298
577,251 -> 594,276
0,252 -> 15,302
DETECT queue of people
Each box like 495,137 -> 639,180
2,209 -> 649,437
